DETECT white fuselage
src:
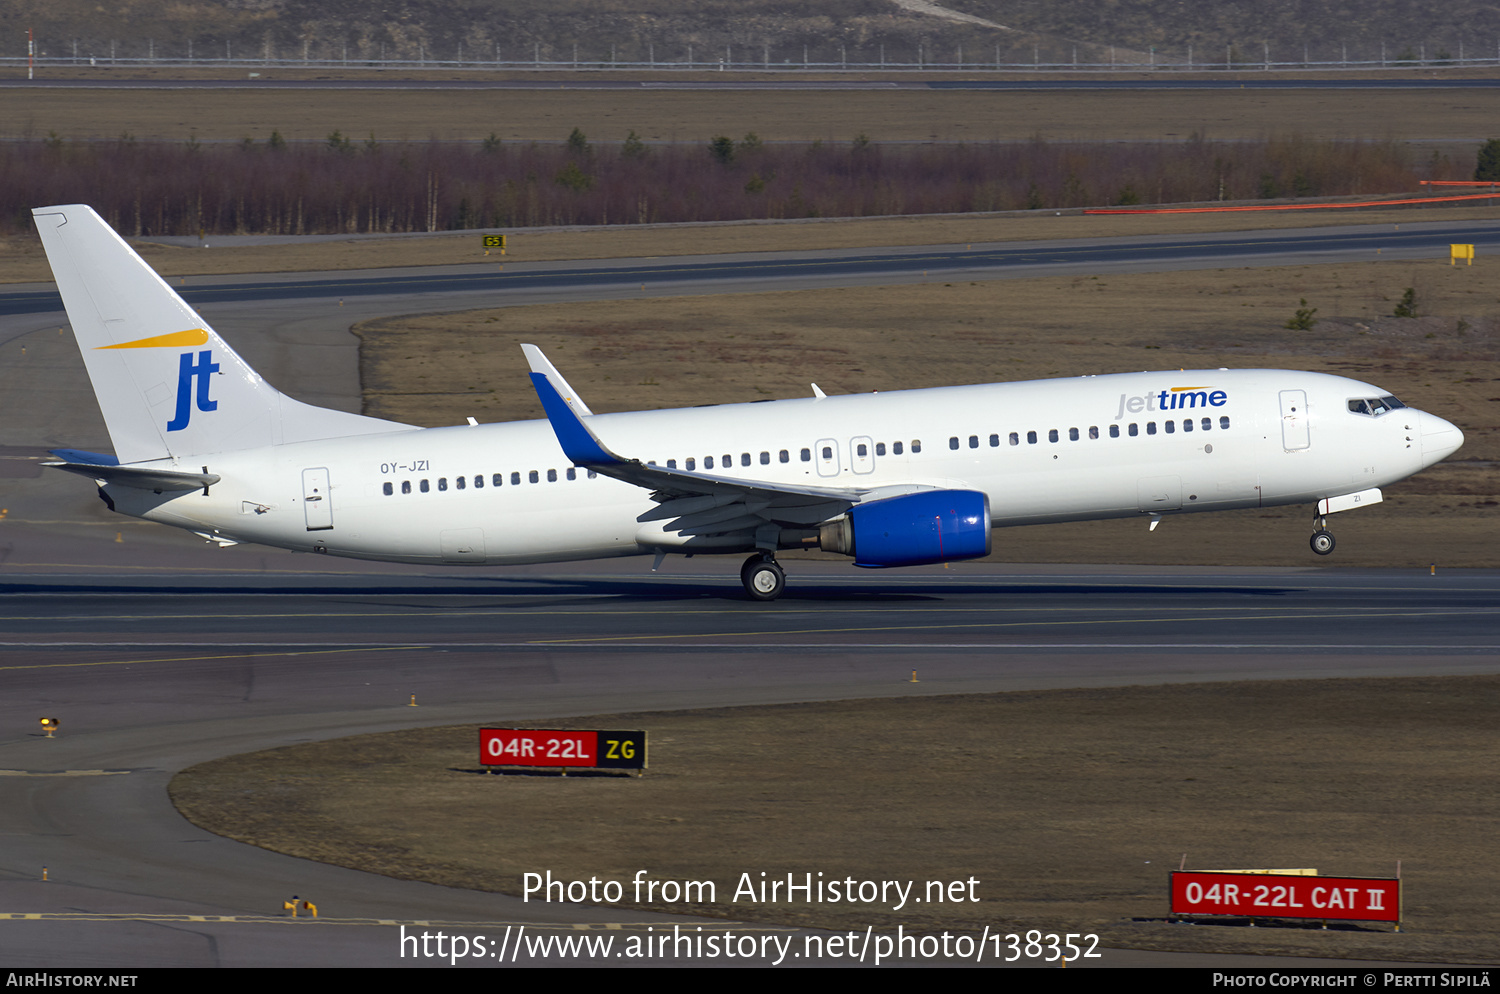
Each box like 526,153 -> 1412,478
107,368 -> 1460,566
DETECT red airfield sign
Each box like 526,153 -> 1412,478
1170,871 -> 1400,923
479,728 -> 646,770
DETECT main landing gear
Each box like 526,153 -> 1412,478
741,552 -> 786,601
1309,512 -> 1336,556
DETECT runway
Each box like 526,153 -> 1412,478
2,219 -> 1496,967
4,562 -> 1499,656
7,219 -> 1500,321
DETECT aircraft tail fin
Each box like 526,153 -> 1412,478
32,204 -> 411,465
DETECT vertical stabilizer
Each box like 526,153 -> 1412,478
32,205 -> 411,465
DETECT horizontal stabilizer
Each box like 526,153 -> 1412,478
44,457 -> 220,492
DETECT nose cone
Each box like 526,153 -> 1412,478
1419,411 -> 1465,464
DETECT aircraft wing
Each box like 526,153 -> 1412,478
523,345 -> 870,531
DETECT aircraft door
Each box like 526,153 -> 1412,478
815,438 -> 841,477
1279,389 -> 1310,450
850,436 -> 875,474
302,467 -> 333,530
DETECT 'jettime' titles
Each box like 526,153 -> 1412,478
1115,387 -> 1228,420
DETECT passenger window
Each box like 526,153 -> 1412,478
420,479 -> 430,493
949,436 -> 960,450
1147,422 -> 1157,435
493,474 -> 503,487
705,456 -> 714,469
723,454 -> 732,467
1048,429 -> 1059,443
741,453 -> 751,467
875,442 -> 886,456
1027,431 -> 1038,444
1201,418 -> 1211,431
686,458 -> 696,471
911,440 -> 921,453
1069,427 -> 1079,441
1220,416 -> 1231,429
402,480 -> 412,494
587,470 -> 597,479
474,475 -> 484,488
760,451 -> 770,465
893,441 -> 904,455
1183,419 -> 1193,432
1165,421 -> 1175,434
529,470 -> 539,483
779,450 -> 789,463
1128,423 -> 1139,436
822,445 -> 833,459
1109,425 -> 1120,438
511,472 -> 520,485
969,435 -> 979,448
547,469 -> 557,482
567,468 -> 576,481
456,476 -> 465,489
989,433 -> 999,447
383,482 -> 393,496
800,448 -> 811,462
1009,432 -> 1019,446
1089,426 -> 1099,440
438,477 -> 447,491
857,443 -> 868,457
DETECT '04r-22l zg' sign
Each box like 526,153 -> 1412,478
479,728 -> 647,770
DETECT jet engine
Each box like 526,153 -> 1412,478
819,490 -> 991,567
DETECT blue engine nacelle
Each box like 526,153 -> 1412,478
818,490 -> 991,568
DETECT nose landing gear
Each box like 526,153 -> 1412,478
1310,512 -> 1336,556
741,553 -> 785,601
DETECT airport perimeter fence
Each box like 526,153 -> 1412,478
8,39 -> 1500,74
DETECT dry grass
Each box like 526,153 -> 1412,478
170,676 -> 1500,963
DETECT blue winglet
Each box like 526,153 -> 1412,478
528,372 -> 620,466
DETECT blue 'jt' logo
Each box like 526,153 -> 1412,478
166,350 -> 219,431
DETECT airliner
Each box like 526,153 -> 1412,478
32,204 -> 1465,600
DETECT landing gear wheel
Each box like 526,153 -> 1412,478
741,554 -> 786,601
1310,529 -> 1336,556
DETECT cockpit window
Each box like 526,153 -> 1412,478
1348,395 -> 1406,417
